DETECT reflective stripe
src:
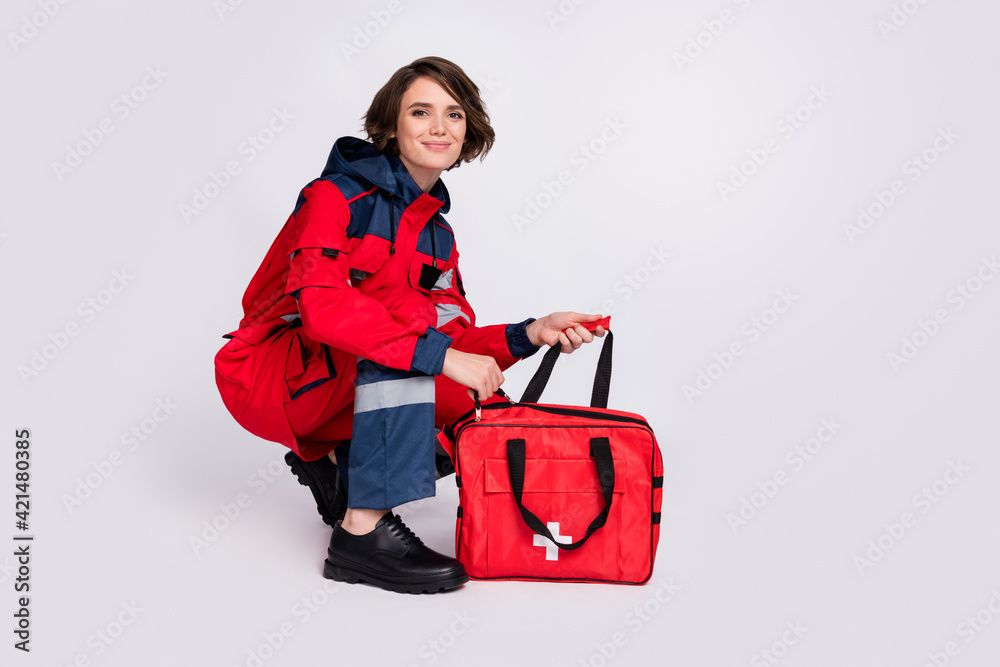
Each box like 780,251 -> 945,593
354,376 -> 435,414
433,268 -> 454,291
436,302 -> 471,327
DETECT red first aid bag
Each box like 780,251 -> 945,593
439,331 -> 663,584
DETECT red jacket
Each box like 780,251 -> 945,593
215,136 -> 538,454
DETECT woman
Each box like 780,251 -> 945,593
214,56 -> 605,593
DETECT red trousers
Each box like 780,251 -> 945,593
216,286 -> 491,462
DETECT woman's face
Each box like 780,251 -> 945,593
390,76 -> 467,192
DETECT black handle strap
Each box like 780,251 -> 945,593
520,330 -> 614,409
590,330 -> 613,409
506,437 -> 615,551
518,344 -> 558,405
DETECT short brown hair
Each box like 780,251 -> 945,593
362,56 -> 495,170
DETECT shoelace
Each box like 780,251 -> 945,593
387,515 -> 422,546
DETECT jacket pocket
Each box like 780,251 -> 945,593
406,218 -> 457,295
407,256 -> 456,295
346,234 -> 390,288
287,244 -> 352,294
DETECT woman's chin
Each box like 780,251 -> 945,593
416,151 -> 459,170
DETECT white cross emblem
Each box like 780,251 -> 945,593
533,522 -> 572,561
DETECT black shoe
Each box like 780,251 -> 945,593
285,451 -> 348,527
434,435 -> 455,479
323,513 -> 468,594
434,451 -> 455,479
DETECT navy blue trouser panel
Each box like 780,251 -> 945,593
347,358 -> 437,509
333,440 -> 351,495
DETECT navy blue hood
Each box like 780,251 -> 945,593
321,136 -> 451,214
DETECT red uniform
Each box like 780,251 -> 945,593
215,136 -> 539,463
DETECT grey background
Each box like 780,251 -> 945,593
3,0 -> 999,665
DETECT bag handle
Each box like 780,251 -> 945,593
506,436 -> 615,551
520,330 -> 614,408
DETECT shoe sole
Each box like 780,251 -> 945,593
323,556 -> 469,594
285,452 -> 344,528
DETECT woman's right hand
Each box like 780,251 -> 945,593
441,348 -> 504,401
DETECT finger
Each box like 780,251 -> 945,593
480,383 -> 494,400
594,326 -> 606,337
566,327 -> 585,349
566,312 -> 600,325
574,323 -> 595,344
557,331 -> 571,353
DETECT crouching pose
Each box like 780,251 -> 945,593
214,56 -> 605,593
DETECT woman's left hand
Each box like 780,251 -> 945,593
526,312 -> 606,353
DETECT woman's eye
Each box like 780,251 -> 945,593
410,109 -> 464,119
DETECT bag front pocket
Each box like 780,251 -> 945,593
483,456 -> 626,580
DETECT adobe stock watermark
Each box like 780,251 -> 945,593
214,0 -> 249,21
578,579 -> 682,667
473,72 -> 502,104
189,455 -> 290,555
590,245 -> 671,316
0,555 -> 16,586
512,116 -> 627,233
544,0 -> 592,31
7,0 -> 74,54
750,621 -> 808,667
406,611 -> 476,667
51,65 -> 168,182
878,0 -> 932,40
339,0 -> 408,63
61,397 -> 180,514
917,588 -> 1000,667
673,0 -> 757,73
179,106 -> 294,224
17,269 -> 135,385
232,578 -> 345,667
55,601 -> 143,667
726,417 -> 844,533
716,85 -> 833,202
887,254 -> 997,372
0,555 -> 21,604
852,459 -> 969,575
682,288 -> 798,405
843,125 -> 959,244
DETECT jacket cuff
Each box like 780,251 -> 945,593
506,318 -> 541,360
410,327 -> 453,375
